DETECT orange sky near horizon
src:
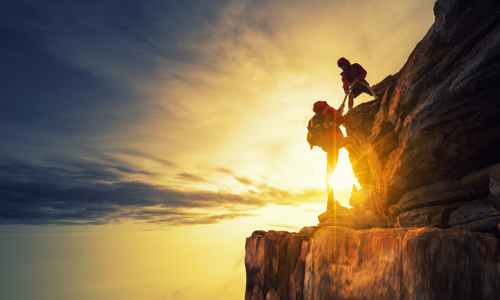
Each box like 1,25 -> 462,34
0,1 -> 437,299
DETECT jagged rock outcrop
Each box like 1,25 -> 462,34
337,0 -> 500,227
448,201 -> 500,232
395,205 -> 452,228
317,200 -> 386,230
246,227 -> 500,300
246,0 -> 500,299
245,230 -> 310,300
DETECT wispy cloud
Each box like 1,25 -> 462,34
176,173 -> 207,182
107,149 -> 178,168
216,167 -> 234,175
234,176 -> 254,186
0,157 -> 324,225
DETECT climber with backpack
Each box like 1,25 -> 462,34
307,100 -> 361,208
338,57 -> 373,111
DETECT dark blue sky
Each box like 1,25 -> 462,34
0,0 -> 218,146
0,0 -> 255,226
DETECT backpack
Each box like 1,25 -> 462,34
307,112 -> 325,149
341,64 -> 369,85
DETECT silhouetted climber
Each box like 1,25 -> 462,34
307,101 -> 361,210
338,57 -> 373,111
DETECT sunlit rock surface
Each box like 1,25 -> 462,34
245,230 -> 309,300
245,227 -> 500,300
305,227 -> 500,300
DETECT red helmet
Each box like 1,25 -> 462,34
337,57 -> 350,66
313,101 -> 329,113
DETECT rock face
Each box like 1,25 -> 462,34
338,0 -> 500,226
246,0 -> 500,299
448,201 -> 500,232
246,227 -> 500,300
395,205 -> 451,228
245,230 -> 310,300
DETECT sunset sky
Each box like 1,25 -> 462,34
0,0 -> 436,299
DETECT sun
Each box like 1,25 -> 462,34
329,148 -> 361,190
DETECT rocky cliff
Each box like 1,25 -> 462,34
246,227 -> 500,300
343,0 -> 500,229
245,0 -> 500,299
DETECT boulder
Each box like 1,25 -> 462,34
452,217 -> 500,233
396,202 -> 470,229
317,204 -> 350,222
350,207 -> 387,229
448,201 -> 500,232
461,164 -> 495,198
298,226 -> 321,238
396,205 -> 448,228
397,179 -> 471,212
317,202 -> 358,228
490,163 -> 500,197
317,218 -> 357,229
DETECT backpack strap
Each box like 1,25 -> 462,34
308,118 -> 323,130
345,64 -> 369,85
341,65 -> 359,84
341,70 -> 353,83
351,64 -> 360,76
308,112 -> 324,131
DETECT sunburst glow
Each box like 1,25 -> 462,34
331,148 -> 361,190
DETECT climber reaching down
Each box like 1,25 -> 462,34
338,57 -> 373,111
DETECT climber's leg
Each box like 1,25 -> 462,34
326,147 -> 339,210
348,85 -> 372,111
348,92 -> 355,111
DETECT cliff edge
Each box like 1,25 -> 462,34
245,0 -> 500,299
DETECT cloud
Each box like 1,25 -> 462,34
176,173 -> 207,182
232,176 -> 253,186
216,167 -> 234,175
107,149 -> 178,168
122,209 -> 256,227
215,167 -> 264,186
0,157 -> 324,225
